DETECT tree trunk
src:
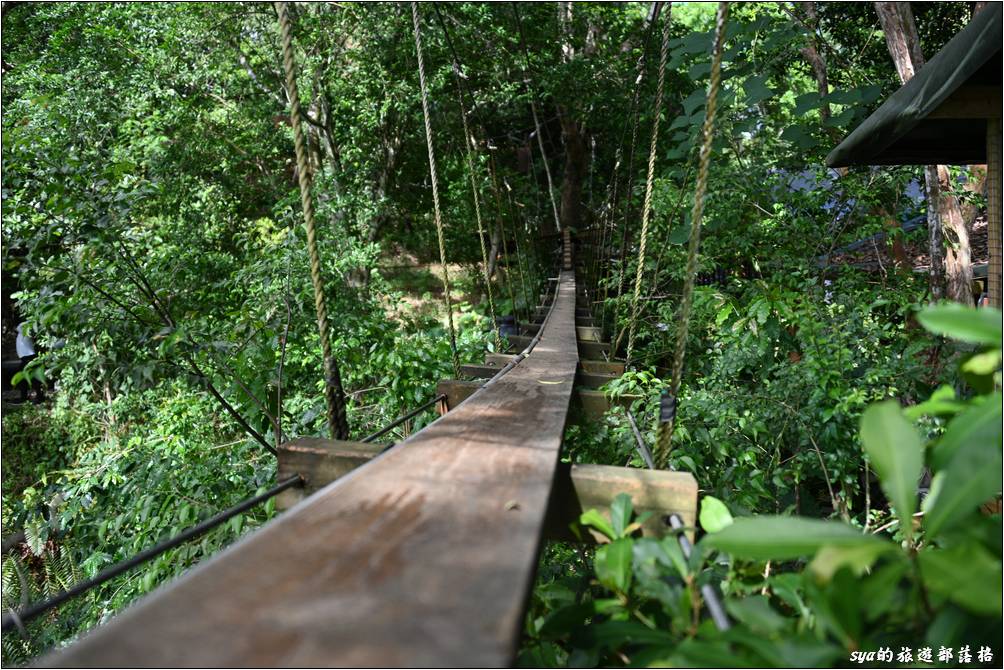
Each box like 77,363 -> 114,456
556,1 -> 589,234
487,219 -> 502,280
875,1 -> 973,303
558,109 -> 588,232
791,2 -> 833,127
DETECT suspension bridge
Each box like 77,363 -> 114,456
37,234 -> 697,667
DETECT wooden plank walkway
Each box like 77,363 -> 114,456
43,270 -> 581,668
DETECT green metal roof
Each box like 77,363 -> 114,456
826,4 -> 1001,167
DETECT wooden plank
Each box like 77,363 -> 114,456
576,389 -> 642,422
576,369 -> 618,389
928,85 -> 1002,119
578,340 -> 610,359
438,380 -> 636,423
581,359 -> 625,375
276,446 -> 697,543
545,463 -> 698,542
485,352 -> 515,368
276,439 -> 385,510
45,271 -> 582,668
436,378 -> 483,409
459,364 -> 496,380
576,326 -> 602,342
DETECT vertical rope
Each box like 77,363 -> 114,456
432,4 -> 501,350
512,2 -> 563,234
489,160 -> 522,321
655,1 -> 729,469
498,169 -> 533,321
412,2 -> 461,378
275,1 -> 349,440
625,4 -> 673,367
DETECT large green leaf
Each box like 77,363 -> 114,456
703,516 -> 885,560
860,400 -> 923,539
594,538 -> 633,594
923,417 -> 1002,537
699,495 -> 734,533
579,508 -> 615,542
743,74 -> 774,105
808,542 -> 898,581
919,544 -> 1002,616
609,493 -> 633,538
929,394 -> 1002,470
917,304 -> 1003,346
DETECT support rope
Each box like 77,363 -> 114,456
611,17 -> 657,356
412,2 -> 461,379
655,2 -> 729,469
432,4 -> 501,351
625,3 -> 674,367
512,3 -> 562,234
275,1 -> 350,440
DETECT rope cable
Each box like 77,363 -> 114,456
512,2 -> 563,234
625,3 -> 674,367
655,1 -> 730,469
610,24 -> 656,356
412,2 -> 461,379
1,475 -> 303,634
275,1 -> 350,440
432,3 -> 501,351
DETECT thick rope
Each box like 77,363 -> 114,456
432,4 -> 501,350
412,2 -> 461,378
655,2 -> 729,469
512,3 -> 562,234
275,1 -> 349,440
625,3 -> 673,367
610,6 -> 661,356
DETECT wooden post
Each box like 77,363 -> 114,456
988,118 -> 1002,308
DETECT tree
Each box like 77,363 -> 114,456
874,1 -> 974,304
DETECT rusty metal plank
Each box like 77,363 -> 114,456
44,271 -> 582,668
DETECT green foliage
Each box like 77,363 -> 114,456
523,305 -> 1001,666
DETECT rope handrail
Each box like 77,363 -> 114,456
1,475 -> 304,635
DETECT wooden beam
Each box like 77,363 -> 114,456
576,389 -> 642,422
276,446 -> 697,543
581,359 -> 625,375
928,85 -> 1002,119
276,438 -> 385,509
545,463 -> 697,542
576,326 -> 602,342
576,369 -> 618,389
578,340 -> 610,359
437,380 -> 639,422
485,352 -> 515,368
44,271 -> 582,668
459,364 -> 498,380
